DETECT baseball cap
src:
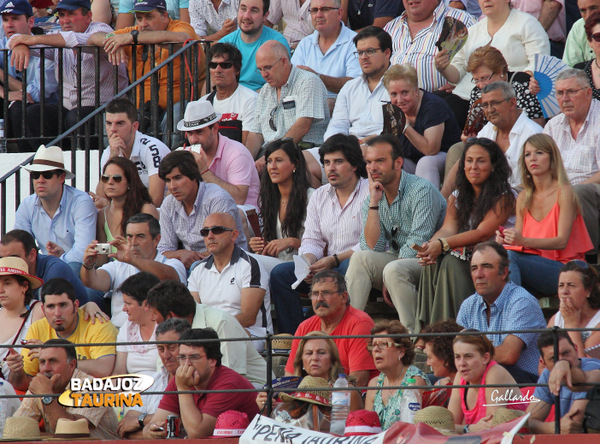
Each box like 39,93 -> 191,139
54,0 -> 92,11
131,0 -> 167,12
0,0 -> 33,16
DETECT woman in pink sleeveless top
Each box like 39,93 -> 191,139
448,333 -> 525,434
496,134 -> 593,295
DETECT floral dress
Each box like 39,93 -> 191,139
373,365 -> 430,430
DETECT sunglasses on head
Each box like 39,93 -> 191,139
592,32 -> 600,42
31,170 -> 60,180
200,226 -> 234,237
101,174 -> 124,184
209,61 -> 234,69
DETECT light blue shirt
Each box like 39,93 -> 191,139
0,36 -> 58,103
456,281 -> 547,377
14,184 -> 97,264
290,22 -> 360,99
220,26 -> 290,91
118,0 -> 189,20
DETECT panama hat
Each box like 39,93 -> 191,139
54,418 -> 90,438
0,257 -> 44,289
279,376 -> 330,406
2,417 -> 41,441
413,406 -> 456,436
22,145 -> 75,180
176,100 -> 221,132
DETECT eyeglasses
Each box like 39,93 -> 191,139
308,6 -> 338,14
567,259 -> 589,269
591,32 -> 600,42
367,341 -> 401,351
471,72 -> 495,84
391,226 -> 399,251
555,88 -> 584,98
269,106 -> 278,132
209,61 -> 234,69
309,290 -> 340,299
354,48 -> 382,58
101,174 -> 124,183
480,99 -> 509,109
31,170 -> 60,180
200,226 -> 234,237
177,353 -> 206,363
256,57 -> 283,74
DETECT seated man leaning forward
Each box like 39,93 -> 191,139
12,339 -> 119,440
284,270 -> 377,388
144,327 -> 260,439
527,329 -> 600,434
8,278 -> 118,392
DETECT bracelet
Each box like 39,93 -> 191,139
83,262 -> 96,270
403,121 -> 411,134
333,254 -> 340,267
201,169 -> 210,176
438,238 -> 444,249
463,424 -> 470,434
369,206 -> 379,210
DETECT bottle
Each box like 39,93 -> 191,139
330,374 -> 351,435
399,378 -> 422,424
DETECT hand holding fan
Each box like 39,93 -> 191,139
533,54 -> 569,119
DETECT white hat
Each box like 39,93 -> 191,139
176,100 -> 222,132
22,145 -> 75,179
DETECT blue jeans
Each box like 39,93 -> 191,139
507,250 -> 563,295
270,259 -> 350,334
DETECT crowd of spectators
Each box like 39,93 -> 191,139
1,0 -> 600,438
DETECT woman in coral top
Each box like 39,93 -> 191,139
496,133 -> 593,295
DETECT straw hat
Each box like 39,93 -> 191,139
413,406 -> 456,436
344,410 -> 382,436
176,100 -> 221,132
54,418 -> 90,438
279,376 -> 330,406
2,417 -> 41,441
22,145 -> 75,180
211,410 -> 250,438
272,334 -> 294,355
489,407 -> 525,427
0,257 -> 44,289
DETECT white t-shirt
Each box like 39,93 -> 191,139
201,84 -> 258,133
116,320 -> 159,376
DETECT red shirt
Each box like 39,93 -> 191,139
285,306 -> 377,377
158,365 -> 259,421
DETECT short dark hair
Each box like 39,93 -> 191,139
472,241 -> 510,279
367,134 -> 404,161
319,134 -> 367,178
420,320 -> 462,374
207,43 -> 243,82
117,272 -> 160,305
1,229 -> 38,253
312,270 -> 348,304
126,213 -> 161,238
43,338 -> 77,363
41,278 -> 76,304
106,97 -> 138,123
179,328 -> 222,366
239,0 -> 269,15
536,329 -> 575,355
156,318 -> 191,337
158,151 -> 202,183
146,281 -> 196,319
353,26 -> 392,54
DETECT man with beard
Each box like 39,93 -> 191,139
7,278 -> 118,392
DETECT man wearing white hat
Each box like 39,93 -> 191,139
178,100 -> 260,208
14,145 -> 97,267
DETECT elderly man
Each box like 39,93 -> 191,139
188,212 -> 271,348
12,339 -> 119,440
563,0 -> 600,66
80,213 -> 186,328
284,270 -> 377,387
456,242 -> 546,383
291,0 -> 361,111
246,39 -> 330,160
543,68 -> 600,253
178,100 -> 260,207
383,0 -> 476,92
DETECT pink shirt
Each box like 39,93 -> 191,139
512,0 -> 566,42
209,134 -> 260,208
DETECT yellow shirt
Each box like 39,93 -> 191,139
23,308 -> 118,377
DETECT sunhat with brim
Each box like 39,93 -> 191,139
22,145 -> 75,180
0,257 -> 44,289
176,100 -> 221,132
413,406 -> 457,436
489,407 -> 525,427
2,417 -> 41,441
210,410 -> 250,438
53,418 -> 90,438
344,410 -> 382,436
280,376 -> 330,406
271,333 -> 294,355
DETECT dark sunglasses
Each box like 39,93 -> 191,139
592,32 -> 600,42
209,61 -> 234,69
31,170 -> 60,180
101,174 -> 124,183
200,226 -> 234,237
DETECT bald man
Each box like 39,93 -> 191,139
187,213 -> 272,349
246,40 -> 330,161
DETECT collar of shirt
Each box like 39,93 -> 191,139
35,184 -> 67,214
560,99 -> 597,137
399,1 -> 449,32
173,181 -> 205,217
211,133 -> 230,166
475,280 -> 516,314
309,21 -> 350,50
202,245 -> 242,272
325,176 -> 367,209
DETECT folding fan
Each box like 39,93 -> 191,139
534,54 -> 569,119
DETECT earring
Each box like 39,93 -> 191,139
293,169 -> 296,173
398,355 -> 402,362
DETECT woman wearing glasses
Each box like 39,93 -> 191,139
416,138 -> 515,327
496,134 -> 593,296
574,11 -> 600,100
96,157 -> 159,261
365,320 -> 429,430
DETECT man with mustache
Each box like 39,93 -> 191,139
80,213 -> 186,328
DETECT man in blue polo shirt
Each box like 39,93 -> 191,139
219,0 -> 289,91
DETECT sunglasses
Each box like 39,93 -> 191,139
31,170 -> 60,180
209,61 -> 234,69
200,226 -> 234,237
101,174 -> 124,183
592,32 -> 600,42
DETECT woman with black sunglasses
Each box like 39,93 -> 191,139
574,11 -> 600,101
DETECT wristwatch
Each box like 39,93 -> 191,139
42,396 -> 53,405
131,29 -> 139,45
138,412 -> 147,430
440,237 -> 451,252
